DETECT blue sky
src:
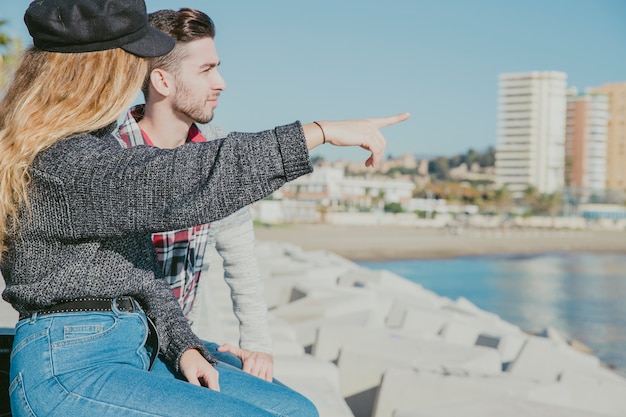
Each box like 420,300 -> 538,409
2,1 -> 626,162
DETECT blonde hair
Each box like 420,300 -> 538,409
0,47 -> 147,257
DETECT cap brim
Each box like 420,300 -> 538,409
121,26 -> 175,58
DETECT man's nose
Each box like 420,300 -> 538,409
212,70 -> 226,91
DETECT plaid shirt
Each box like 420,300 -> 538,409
116,105 -> 210,317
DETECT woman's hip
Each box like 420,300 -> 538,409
9,309 -> 151,416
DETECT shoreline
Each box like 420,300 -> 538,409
254,224 -> 626,262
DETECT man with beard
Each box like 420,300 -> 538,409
116,8 -> 276,383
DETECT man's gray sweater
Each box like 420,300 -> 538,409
1,121 -> 312,368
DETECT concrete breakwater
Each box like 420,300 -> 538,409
2,241 -> 626,416
192,240 -> 626,417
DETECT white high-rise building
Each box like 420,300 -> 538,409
495,71 -> 568,196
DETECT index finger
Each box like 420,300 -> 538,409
203,370 -> 221,391
186,373 -> 201,387
371,112 -> 410,129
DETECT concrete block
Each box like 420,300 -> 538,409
299,250 -> 357,272
439,319 -> 482,347
562,371 -> 626,416
0,279 -> 18,329
386,297 -> 447,330
523,382 -> 574,410
392,397 -> 610,417
262,261 -> 353,308
338,268 -> 431,297
440,308 -> 526,364
266,316 -> 305,356
311,324 -> 349,362
476,332 -> 528,365
535,325 -> 569,346
336,333 -> 502,416
507,335 -> 602,383
263,275 -> 306,309
312,325 -> 424,363
271,286 -> 383,347
254,240 -> 292,259
280,243 -> 311,261
257,255 -> 306,277
444,296 -> 484,315
373,368 -> 537,417
391,304 -> 447,335
442,297 -> 523,334
441,297 -> 503,328
303,265 -> 352,286
373,369 -> 620,417
274,355 -> 354,417
393,299 -> 525,363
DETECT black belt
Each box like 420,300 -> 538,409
25,296 -> 139,318
22,296 -> 159,371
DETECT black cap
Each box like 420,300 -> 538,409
24,0 -> 175,57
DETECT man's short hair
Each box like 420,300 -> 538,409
142,8 -> 216,98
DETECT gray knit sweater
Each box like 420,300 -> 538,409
1,121 -> 312,368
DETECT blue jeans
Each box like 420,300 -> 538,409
9,304 -> 318,417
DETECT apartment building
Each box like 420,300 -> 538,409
590,82 -> 626,192
565,90 -> 608,201
495,71 -> 568,196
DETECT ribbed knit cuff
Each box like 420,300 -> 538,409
170,339 -> 217,373
274,121 -> 313,182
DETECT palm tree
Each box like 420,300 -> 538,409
0,20 -> 11,59
0,20 -> 22,90
493,185 -> 514,213
522,185 -> 562,216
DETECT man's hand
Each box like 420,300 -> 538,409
218,343 -> 274,382
303,112 -> 410,167
179,348 -> 220,391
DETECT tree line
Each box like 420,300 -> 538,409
428,146 -> 495,181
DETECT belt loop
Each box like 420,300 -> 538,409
29,312 -> 38,324
130,297 -> 141,312
111,297 -> 122,316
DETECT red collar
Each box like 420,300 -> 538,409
139,123 -> 207,146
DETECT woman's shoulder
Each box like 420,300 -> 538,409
32,127 -> 122,174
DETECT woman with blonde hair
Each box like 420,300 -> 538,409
0,1 -> 408,416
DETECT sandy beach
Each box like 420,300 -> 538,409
254,224 -> 626,261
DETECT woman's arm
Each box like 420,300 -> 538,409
33,114 -> 409,240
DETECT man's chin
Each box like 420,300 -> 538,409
194,114 -> 214,124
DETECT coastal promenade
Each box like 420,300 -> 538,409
2,227 -> 626,416
253,224 -> 626,261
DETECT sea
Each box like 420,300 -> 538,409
358,252 -> 626,375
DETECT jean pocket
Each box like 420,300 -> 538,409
50,313 -> 146,376
51,315 -> 118,348
9,373 -> 36,417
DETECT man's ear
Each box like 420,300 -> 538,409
149,68 -> 173,97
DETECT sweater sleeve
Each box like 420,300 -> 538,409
32,122 -> 312,239
212,207 -> 273,353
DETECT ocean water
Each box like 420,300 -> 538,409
358,253 -> 626,374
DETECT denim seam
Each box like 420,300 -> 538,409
9,373 -> 37,417
10,330 -> 47,360
134,314 -> 150,370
